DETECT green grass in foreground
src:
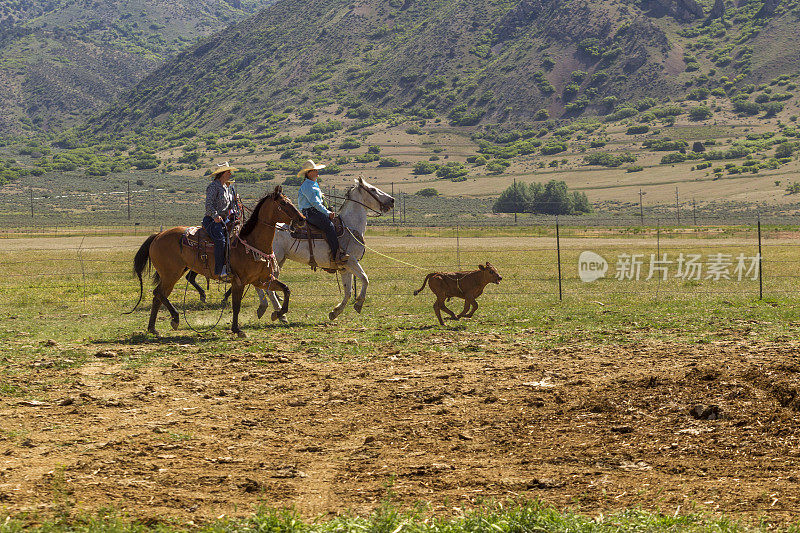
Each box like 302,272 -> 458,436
1,501 -> 790,533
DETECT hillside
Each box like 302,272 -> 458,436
89,0 -> 800,133
0,0 -> 276,134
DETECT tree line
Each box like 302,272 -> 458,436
493,180 -> 591,215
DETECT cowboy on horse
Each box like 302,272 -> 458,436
297,160 -> 350,267
203,161 -> 240,281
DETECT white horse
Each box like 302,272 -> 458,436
255,177 -> 394,321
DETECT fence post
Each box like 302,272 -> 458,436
30,189 -> 34,222
127,180 -> 131,220
556,216 -> 563,302
456,224 -> 460,269
391,182 -> 395,226
758,215 -> 763,300
656,218 -> 660,257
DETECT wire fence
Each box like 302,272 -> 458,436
1,212 -> 798,324
4,177 -> 800,233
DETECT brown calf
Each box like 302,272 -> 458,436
413,262 -> 502,325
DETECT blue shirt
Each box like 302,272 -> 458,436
298,178 -> 331,216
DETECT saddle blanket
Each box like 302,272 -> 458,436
290,216 -> 345,240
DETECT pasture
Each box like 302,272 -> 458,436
1,226 -> 800,528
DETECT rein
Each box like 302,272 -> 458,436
334,184 -> 386,217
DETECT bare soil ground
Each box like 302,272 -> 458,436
2,333 -> 800,524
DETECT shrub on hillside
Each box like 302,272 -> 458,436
416,188 -> 439,197
436,162 -> 468,180
689,106 -> 713,121
339,138 -> 362,149
626,125 -> 650,135
541,142 -> 568,155
412,161 -> 438,174
378,157 -> 402,167
583,152 -> 636,167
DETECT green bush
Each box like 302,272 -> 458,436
416,188 -> 439,197
541,142 -> 568,155
583,152 -> 636,167
486,159 -> 510,174
378,157 -> 402,167
626,165 -> 644,173
643,139 -> 688,151
412,161 -> 438,174
339,138 -> 362,149
689,106 -> 713,121
661,152 -> 687,164
626,125 -> 650,135
436,162 -> 468,180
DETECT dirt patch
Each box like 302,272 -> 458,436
2,336 -> 800,524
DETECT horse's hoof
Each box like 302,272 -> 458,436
148,328 -> 159,336
171,320 -> 179,330
236,330 -> 247,338
199,294 -> 206,304
354,302 -> 363,313
279,315 -> 289,325
328,311 -> 337,321
256,304 -> 267,319
271,311 -> 280,322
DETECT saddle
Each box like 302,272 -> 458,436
290,215 -> 345,240
181,226 -> 214,251
289,215 -> 347,272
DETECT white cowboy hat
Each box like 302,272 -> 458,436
210,161 -> 239,177
297,159 -> 326,178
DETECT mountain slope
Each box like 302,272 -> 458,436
89,0 -> 800,135
92,0 -> 685,131
0,0 -> 276,134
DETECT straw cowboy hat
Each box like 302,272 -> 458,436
210,161 -> 239,177
297,159 -> 326,178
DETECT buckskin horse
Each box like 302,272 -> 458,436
130,186 -> 305,337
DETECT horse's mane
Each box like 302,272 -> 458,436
240,186 -> 282,238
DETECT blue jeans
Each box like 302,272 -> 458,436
303,208 -> 339,256
202,215 -> 227,275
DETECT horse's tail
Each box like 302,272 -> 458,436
413,273 -> 435,296
124,233 -> 158,314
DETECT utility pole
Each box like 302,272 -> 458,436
638,188 -> 645,226
675,186 -> 680,225
391,182 -> 395,225
127,180 -> 131,220
692,198 -> 697,226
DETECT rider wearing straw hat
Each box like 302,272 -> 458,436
297,160 -> 349,265
203,161 -> 238,280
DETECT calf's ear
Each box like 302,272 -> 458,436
478,264 -> 486,270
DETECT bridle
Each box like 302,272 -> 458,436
340,183 -> 391,217
244,193 -> 304,228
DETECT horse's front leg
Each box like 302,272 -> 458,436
256,278 -> 290,322
254,288 -> 270,319
349,261 -> 369,313
329,271 -> 353,321
230,281 -> 246,338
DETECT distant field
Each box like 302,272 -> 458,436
1,228 -> 800,525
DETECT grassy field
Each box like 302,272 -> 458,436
1,226 -> 800,530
